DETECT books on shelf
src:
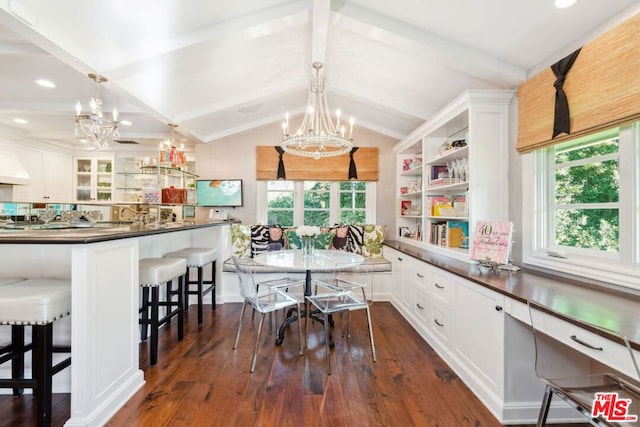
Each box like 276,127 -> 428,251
470,221 -> 514,265
447,221 -> 469,248
428,220 -> 469,249
427,195 -> 467,217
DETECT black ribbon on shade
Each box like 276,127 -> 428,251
348,147 -> 359,180
551,48 -> 581,139
274,146 -> 286,180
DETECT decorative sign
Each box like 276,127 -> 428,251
470,221 -> 513,265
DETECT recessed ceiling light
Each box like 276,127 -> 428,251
13,118 -> 28,124
555,0 -> 577,8
35,79 -> 56,88
120,120 -> 132,126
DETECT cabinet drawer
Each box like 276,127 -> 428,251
414,288 -> 429,323
414,262 -> 428,287
531,307 -> 638,380
429,269 -> 452,306
429,304 -> 450,346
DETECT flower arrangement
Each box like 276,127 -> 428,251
296,225 -> 321,237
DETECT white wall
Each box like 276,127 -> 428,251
194,120 -> 399,231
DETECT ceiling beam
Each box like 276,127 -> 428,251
311,0 -> 330,65
334,3 -> 526,86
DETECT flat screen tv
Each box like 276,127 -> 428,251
196,179 -> 243,207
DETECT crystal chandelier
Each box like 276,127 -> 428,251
75,73 -> 119,150
281,62 -> 354,159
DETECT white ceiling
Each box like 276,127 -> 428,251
0,0 -> 637,152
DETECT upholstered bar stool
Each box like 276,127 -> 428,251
139,257 -> 186,366
0,278 -> 71,427
164,247 -> 217,324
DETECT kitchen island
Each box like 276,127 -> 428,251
0,221 -> 231,427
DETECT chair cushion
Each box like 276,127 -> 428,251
251,224 -> 285,256
0,278 -> 71,325
362,224 -> 387,258
140,258 -> 187,287
286,229 -> 335,250
164,247 -> 217,267
231,224 -> 252,258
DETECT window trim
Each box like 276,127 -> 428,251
522,123 -> 640,290
256,181 -> 376,226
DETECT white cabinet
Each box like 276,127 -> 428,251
452,277 -> 505,405
394,90 -> 514,262
387,248 -> 515,421
385,247 -> 408,310
13,145 -> 72,202
74,157 -> 113,203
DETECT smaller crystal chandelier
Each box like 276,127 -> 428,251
281,62 -> 354,159
159,123 -> 186,169
75,73 -> 119,150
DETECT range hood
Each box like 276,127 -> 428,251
0,150 -> 31,185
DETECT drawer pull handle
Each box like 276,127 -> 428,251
495,305 -> 503,312
434,319 -> 444,327
570,335 -> 603,351
417,273 -> 424,278
397,257 -> 403,261
435,283 -> 444,289
416,303 -> 424,310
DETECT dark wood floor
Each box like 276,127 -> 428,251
1,302 -> 590,427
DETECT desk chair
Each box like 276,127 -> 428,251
306,275 -> 376,375
231,256 -> 305,373
314,263 -> 374,339
528,301 -> 640,426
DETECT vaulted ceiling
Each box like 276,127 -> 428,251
0,0 -> 637,151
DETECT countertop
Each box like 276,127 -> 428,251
384,240 -> 640,347
0,220 -> 231,244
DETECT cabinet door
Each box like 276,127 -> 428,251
13,145 -> 45,201
45,151 -> 72,202
385,247 -> 404,305
453,278 -> 505,397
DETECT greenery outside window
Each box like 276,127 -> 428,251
523,123 -> 639,290
259,181 -> 376,227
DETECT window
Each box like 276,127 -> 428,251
523,123 -> 639,289
259,181 -> 376,227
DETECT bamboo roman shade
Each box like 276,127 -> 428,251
256,146 -> 379,181
516,13 -> 640,154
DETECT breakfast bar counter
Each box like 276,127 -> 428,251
0,221 -> 231,426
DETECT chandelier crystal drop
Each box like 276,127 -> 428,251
281,62 -> 354,159
74,73 -> 119,150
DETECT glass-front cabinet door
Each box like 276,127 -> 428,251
74,157 -> 113,203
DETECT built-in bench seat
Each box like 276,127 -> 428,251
220,223 -> 392,303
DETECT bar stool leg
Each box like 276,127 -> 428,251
177,276 -> 184,341
11,325 -> 25,396
33,323 -> 53,427
140,287 -> 149,341
150,287 -> 160,366
211,261 -> 216,310
183,267 -> 191,312
197,266 -> 204,324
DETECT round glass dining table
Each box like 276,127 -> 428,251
253,249 -> 364,345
